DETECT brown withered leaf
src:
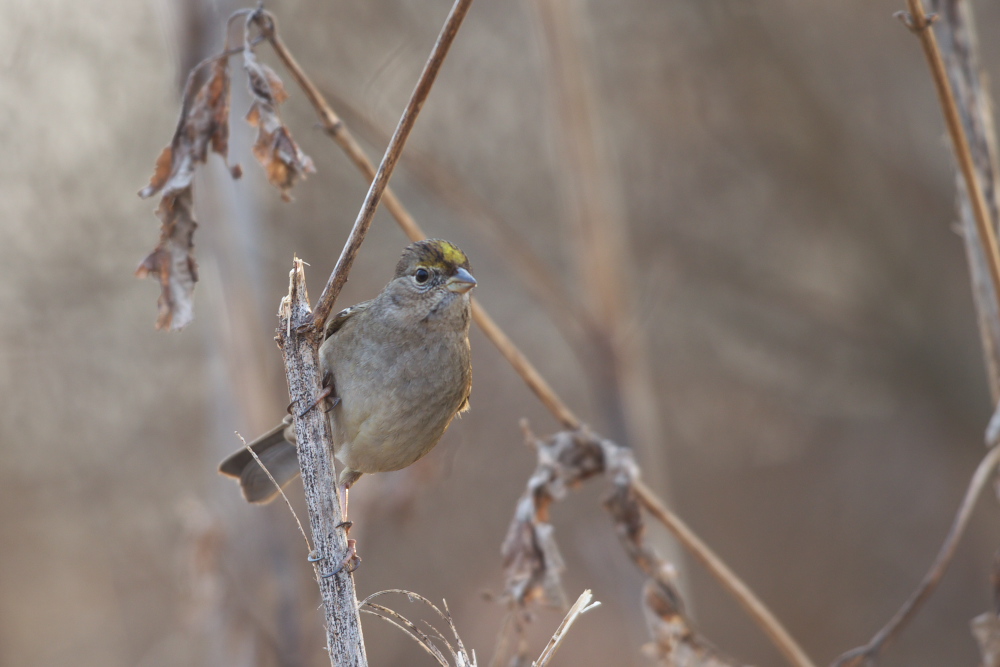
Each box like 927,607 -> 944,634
501,494 -> 568,609
500,426 -> 607,610
243,48 -> 314,201
137,56 -> 235,330
135,190 -> 198,330
503,424 -> 747,665
140,56 -> 235,201
642,580 -> 746,667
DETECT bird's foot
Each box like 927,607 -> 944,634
296,386 -> 340,418
320,539 -> 360,577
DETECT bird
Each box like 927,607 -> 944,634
218,239 -> 475,518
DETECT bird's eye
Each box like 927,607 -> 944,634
414,268 -> 430,284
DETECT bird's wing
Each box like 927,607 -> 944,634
323,299 -> 372,340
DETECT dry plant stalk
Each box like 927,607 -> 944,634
903,0 -> 1000,399
361,590 -> 477,667
532,589 -> 600,667
829,3 -> 1000,665
972,553 -> 1000,667
277,258 -> 367,667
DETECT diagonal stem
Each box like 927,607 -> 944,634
831,444 -> 1000,667
902,0 -> 1000,321
260,0 -> 478,327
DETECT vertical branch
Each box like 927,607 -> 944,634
914,0 -> 1000,399
276,259 -> 366,667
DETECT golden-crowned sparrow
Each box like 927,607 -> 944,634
219,239 -> 475,508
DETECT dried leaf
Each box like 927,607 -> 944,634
135,190 -> 198,330
137,56 -> 234,329
500,427 -> 607,610
244,53 -> 288,106
643,580 -> 745,667
243,49 -> 314,201
503,426 -> 744,665
140,57 -> 234,201
501,496 -> 567,609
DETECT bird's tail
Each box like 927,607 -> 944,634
218,417 -> 300,504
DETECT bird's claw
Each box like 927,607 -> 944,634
297,386 -> 339,418
320,539 -> 360,578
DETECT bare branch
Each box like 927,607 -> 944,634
901,0 -> 1000,399
831,444 -> 1000,666
306,0 -> 476,328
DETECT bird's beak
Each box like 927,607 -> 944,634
446,267 -> 477,293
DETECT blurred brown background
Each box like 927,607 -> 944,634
3,0 -> 1000,665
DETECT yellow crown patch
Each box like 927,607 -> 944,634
396,239 -> 472,277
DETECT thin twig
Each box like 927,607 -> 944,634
361,605 -> 451,667
361,590 -> 477,667
900,0 -> 1000,324
236,430 -> 311,552
831,443 -> 1000,667
308,86 -> 594,350
533,590 -> 600,667
633,479 -> 817,667
296,0 -> 475,327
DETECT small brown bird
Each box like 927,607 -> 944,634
219,239 -> 475,514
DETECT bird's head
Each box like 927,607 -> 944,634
386,239 -> 476,325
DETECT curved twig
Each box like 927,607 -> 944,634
831,444 -> 1000,667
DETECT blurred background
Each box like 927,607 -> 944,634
3,0 -> 1000,665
